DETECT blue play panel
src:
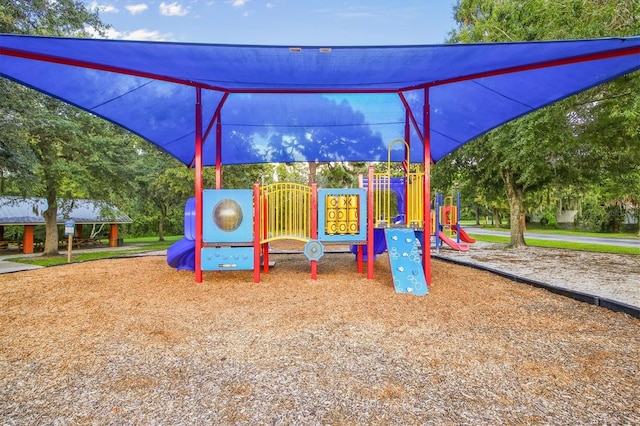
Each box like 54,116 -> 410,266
203,189 -> 253,243
201,247 -> 254,271
384,228 -> 428,296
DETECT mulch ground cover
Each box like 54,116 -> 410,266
1,251 -> 638,425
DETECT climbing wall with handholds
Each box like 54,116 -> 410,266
383,228 -> 428,296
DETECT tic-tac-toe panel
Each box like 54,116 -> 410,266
203,189 -> 253,243
318,188 -> 367,242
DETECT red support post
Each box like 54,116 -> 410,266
23,225 -> 34,254
253,182 -> 261,283
423,88 -> 432,286
367,166 -> 374,280
262,186 -> 269,274
398,92 -> 424,143
195,88 -> 204,283
310,182 -> 318,280
215,114 -> 222,189
109,224 -> 118,247
357,172 -> 364,274
404,108 -> 410,222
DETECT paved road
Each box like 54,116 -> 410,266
464,226 -> 640,249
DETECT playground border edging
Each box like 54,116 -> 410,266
432,255 -> 640,319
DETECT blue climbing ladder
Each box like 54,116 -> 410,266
384,228 -> 428,296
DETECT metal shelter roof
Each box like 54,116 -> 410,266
1,34 -> 639,166
0,197 -> 133,226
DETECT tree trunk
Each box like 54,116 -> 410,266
308,162 -> 317,186
42,197 -> 60,256
158,206 -> 166,242
475,206 -> 480,225
501,170 -> 527,248
492,208 -> 501,227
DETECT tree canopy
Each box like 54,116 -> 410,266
435,0 -> 640,244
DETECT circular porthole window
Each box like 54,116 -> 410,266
213,199 -> 243,232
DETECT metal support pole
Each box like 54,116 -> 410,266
404,109 -> 411,225
311,182 -> 318,280
423,88 -> 431,286
367,166 -> 374,280
216,115 -> 222,189
357,172 -> 364,274
195,88 -> 203,283
253,182 -> 261,283
262,185 -> 269,274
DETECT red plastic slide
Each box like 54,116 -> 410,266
451,225 -> 476,243
438,231 -> 470,251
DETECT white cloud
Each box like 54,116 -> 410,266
159,2 -> 189,16
231,0 -> 248,8
88,26 -> 174,41
266,3 -> 274,8
87,1 -> 119,13
121,29 -> 173,41
101,5 -> 119,13
126,4 -> 149,15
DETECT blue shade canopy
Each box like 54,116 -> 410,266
1,34 -> 639,166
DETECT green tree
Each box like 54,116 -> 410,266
447,0 -> 640,245
0,82 -> 39,194
0,0 -> 105,36
26,100 -> 138,254
0,0 -> 122,255
221,164 -> 275,189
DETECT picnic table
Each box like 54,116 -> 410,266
59,237 -> 102,249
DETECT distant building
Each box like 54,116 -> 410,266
0,197 -> 133,253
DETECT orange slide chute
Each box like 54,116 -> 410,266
437,231 -> 469,251
451,224 -> 476,243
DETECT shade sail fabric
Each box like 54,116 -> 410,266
1,34 -> 639,166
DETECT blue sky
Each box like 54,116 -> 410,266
84,0 -> 459,45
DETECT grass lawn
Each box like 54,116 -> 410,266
469,234 -> 639,255
5,228 -> 638,268
5,235 -> 182,267
459,220 -> 639,239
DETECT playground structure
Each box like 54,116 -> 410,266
168,140 -> 475,296
3,35 -> 638,294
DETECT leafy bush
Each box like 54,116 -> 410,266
574,202 -> 610,232
539,212 -> 558,228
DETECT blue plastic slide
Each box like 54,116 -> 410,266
167,198 -> 197,271
167,237 -> 196,271
350,228 -> 387,261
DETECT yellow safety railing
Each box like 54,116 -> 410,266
260,182 -> 312,243
372,173 -> 392,228
372,139 -> 425,229
406,170 -> 425,228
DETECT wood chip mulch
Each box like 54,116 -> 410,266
1,251 -> 638,425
